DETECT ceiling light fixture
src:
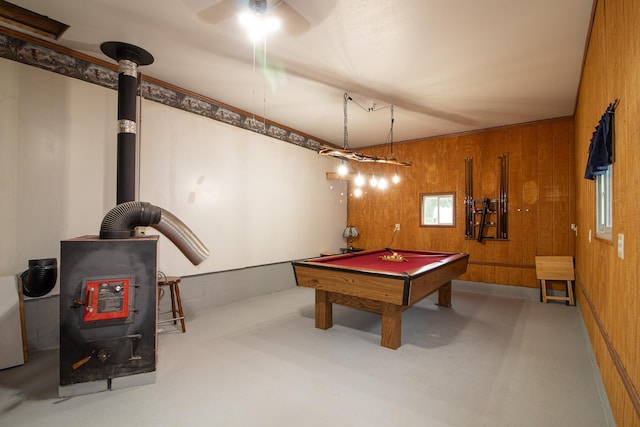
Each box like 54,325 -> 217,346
237,0 -> 280,126
237,0 -> 280,42
238,9 -> 280,42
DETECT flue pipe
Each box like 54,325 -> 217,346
100,41 -> 154,204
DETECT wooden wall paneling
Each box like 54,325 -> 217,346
537,122 -> 554,257
605,2 -> 633,421
522,125 -> 539,287
458,135 -> 476,281
432,139 -> 461,251
473,132 -> 496,282
464,134 -> 487,282
491,129 -> 511,284
404,143 -> 424,250
575,0 -> 640,412
568,120 -> 576,258
576,0 -> 606,304
551,120 -> 573,256
507,126 -> 524,286
349,117 -> 574,289
608,2 -> 640,422
628,0 -> 640,413
592,0 -> 617,409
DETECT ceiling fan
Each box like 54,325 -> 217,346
198,0 -> 310,36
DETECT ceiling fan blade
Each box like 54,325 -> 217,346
274,2 -> 310,36
197,0 -> 240,24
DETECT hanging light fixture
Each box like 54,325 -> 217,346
388,105 -> 401,185
323,93 -> 412,194
337,93 -> 352,176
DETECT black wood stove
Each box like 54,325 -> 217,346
59,236 -> 158,396
58,42 -> 208,397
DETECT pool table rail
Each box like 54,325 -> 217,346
293,264 -> 409,305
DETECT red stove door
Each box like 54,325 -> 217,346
84,278 -> 130,322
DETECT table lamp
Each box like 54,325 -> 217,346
343,225 -> 360,250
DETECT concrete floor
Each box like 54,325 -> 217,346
0,287 -> 612,426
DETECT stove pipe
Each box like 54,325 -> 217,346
99,42 -> 209,266
100,41 -> 154,204
100,201 -> 210,266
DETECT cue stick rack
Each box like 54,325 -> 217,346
464,154 -> 508,242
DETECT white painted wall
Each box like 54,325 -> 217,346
0,57 -> 347,290
140,101 -> 347,275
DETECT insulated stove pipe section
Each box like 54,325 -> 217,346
100,41 -> 154,204
100,201 -> 210,266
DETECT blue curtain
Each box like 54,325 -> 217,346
584,100 -> 618,180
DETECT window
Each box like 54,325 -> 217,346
421,193 -> 455,227
596,165 -> 612,240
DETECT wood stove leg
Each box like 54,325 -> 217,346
315,290 -> 333,330
437,281 -> 452,307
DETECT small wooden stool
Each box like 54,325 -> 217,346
535,256 -> 575,306
158,275 -> 186,332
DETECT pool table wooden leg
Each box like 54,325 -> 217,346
381,303 -> 402,349
437,281 -> 452,307
315,290 -> 333,329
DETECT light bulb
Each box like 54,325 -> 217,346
392,173 -> 400,184
370,175 -> 378,188
239,12 -> 281,41
355,173 -> 365,187
378,177 -> 388,190
338,162 -> 348,176
354,187 -> 363,198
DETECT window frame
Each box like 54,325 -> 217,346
595,165 -> 612,240
420,192 -> 456,227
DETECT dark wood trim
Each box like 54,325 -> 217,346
576,271 -> 640,418
0,1 -> 69,40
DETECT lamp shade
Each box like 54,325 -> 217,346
343,226 -> 359,238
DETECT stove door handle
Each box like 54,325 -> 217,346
86,287 -> 94,313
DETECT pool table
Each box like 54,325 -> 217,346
292,249 -> 469,349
